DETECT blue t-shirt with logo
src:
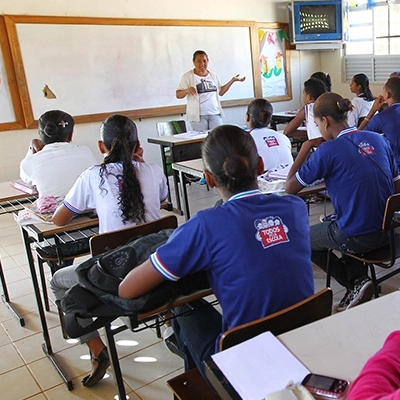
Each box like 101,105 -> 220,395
365,103 -> 400,168
150,190 -> 314,334
296,128 -> 400,237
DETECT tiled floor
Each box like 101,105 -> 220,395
0,181 -> 399,399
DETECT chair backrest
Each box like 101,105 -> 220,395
219,288 -> 333,351
89,215 -> 178,256
156,121 -> 187,137
382,193 -> 400,231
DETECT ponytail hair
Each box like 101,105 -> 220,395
202,125 -> 259,194
314,92 -> 353,123
38,110 -> 74,144
353,73 -> 374,101
99,114 -> 146,224
310,71 -> 332,92
246,98 -> 273,129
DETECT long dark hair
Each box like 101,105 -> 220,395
38,110 -> 74,144
353,73 -> 374,101
314,92 -> 353,123
246,98 -> 273,129
202,125 -> 259,194
99,114 -> 145,224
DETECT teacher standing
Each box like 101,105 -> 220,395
176,50 -> 245,131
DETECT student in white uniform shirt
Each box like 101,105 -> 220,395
284,78 -> 327,140
20,110 -> 97,198
50,114 -> 168,388
246,98 -> 293,171
347,73 -> 375,128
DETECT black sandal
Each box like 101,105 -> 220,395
82,347 -> 111,387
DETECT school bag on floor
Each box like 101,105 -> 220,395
60,229 -> 210,338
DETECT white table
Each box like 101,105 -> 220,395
280,291 -> 400,382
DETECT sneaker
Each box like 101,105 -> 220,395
347,278 -> 374,310
319,213 -> 337,223
162,326 -> 184,358
333,289 -> 354,312
333,278 -> 374,312
199,177 -> 207,185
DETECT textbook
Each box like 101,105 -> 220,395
10,180 -> 37,195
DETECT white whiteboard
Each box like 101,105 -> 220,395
0,47 -> 15,124
16,23 -> 255,120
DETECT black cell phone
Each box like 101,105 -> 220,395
301,373 -> 349,399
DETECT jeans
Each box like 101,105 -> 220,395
310,221 -> 389,289
190,114 -> 223,131
50,265 -> 99,344
172,300 -> 222,379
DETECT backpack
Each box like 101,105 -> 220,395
60,229 -> 210,338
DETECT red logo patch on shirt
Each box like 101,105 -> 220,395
264,136 -> 279,148
358,141 -> 375,156
255,216 -> 289,249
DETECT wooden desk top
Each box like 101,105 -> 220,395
0,181 -> 37,202
172,158 -> 326,196
279,291 -> 400,382
20,214 -> 99,242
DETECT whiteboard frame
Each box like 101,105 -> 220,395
4,15 -> 291,128
0,16 -> 25,131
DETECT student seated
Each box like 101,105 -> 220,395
286,92 -> 400,312
284,78 -> 327,140
310,71 -> 332,92
347,331 -> 400,399
20,110 -> 97,198
50,114 -> 168,387
119,125 -> 314,378
359,77 -> 400,169
245,98 -> 293,171
347,73 -> 375,128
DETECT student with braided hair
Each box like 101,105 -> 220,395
50,114 -> 167,387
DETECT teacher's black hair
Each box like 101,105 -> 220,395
202,125 -> 259,194
193,50 -> 208,61
99,114 -> 146,225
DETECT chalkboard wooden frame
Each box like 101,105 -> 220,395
4,15 -> 291,128
0,16 -> 25,131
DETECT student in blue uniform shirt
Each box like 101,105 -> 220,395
286,92 -> 400,312
359,77 -> 400,168
119,125 -> 314,378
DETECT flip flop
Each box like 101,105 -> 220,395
82,347 -> 111,387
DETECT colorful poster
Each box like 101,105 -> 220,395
259,29 -> 287,98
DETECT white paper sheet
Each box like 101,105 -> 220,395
212,331 -> 310,400
175,131 -> 208,139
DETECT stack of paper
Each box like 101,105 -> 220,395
211,331 -> 310,400
175,131 -> 208,139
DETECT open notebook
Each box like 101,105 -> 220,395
211,331 -> 310,400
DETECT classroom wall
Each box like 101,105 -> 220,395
0,0 -> 321,181
320,50 -> 383,98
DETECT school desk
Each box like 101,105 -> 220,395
0,181 -> 37,326
18,215 -> 99,390
205,290 -> 400,399
270,111 -> 298,130
148,134 -> 204,213
172,158 -> 327,220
